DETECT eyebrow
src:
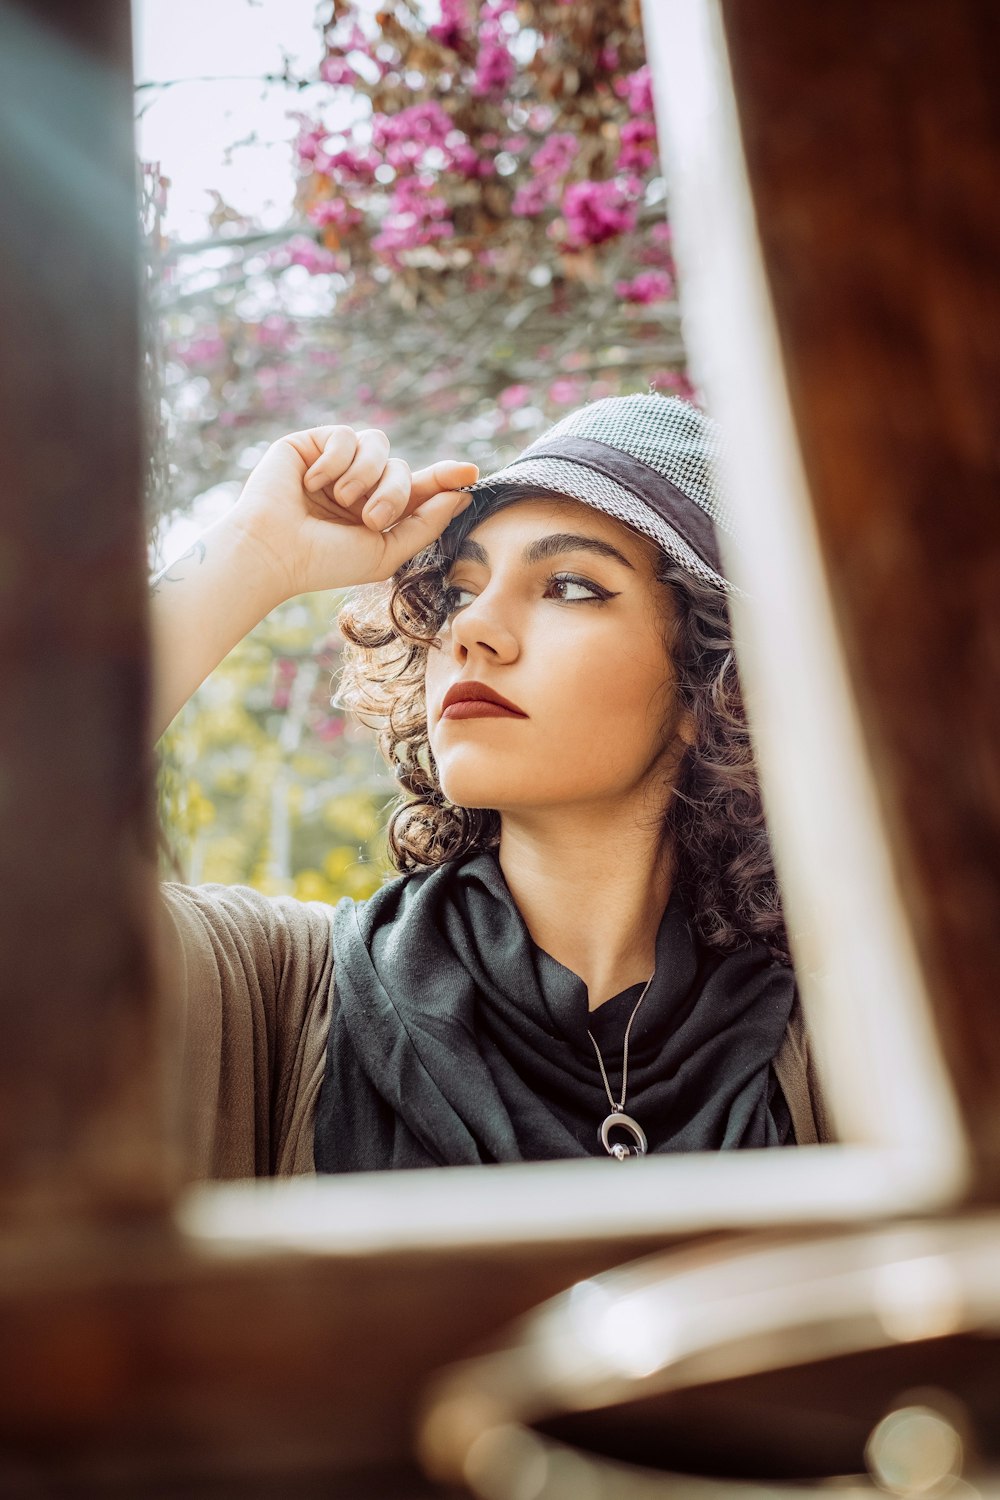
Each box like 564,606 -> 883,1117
452,531 -> 636,571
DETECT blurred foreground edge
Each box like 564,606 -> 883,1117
0,0 -> 997,1495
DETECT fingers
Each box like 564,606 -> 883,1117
373,490 -> 473,578
369,455 -> 479,539
297,428 -> 480,542
409,460 -> 480,505
357,457 -> 411,531
299,426 -> 358,488
333,428 -> 391,507
302,427 -> 391,507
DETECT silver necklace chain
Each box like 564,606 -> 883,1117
586,970 -> 655,1114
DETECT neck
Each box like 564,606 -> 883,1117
497,799 -> 675,1011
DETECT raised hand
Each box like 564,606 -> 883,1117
230,424 -> 478,601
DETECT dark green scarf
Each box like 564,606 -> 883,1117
313,850 -> 795,1172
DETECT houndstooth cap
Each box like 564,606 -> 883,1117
469,392 -> 743,595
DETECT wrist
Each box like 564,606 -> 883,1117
215,508 -> 294,612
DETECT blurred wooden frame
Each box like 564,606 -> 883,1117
0,0 -> 996,1489
644,0 -> 999,1190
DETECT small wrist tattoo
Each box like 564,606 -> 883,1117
150,538 -> 206,593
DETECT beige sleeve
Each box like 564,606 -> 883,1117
773,996 -> 836,1146
155,882 -> 334,1181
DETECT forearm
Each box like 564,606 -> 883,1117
148,511 -> 287,743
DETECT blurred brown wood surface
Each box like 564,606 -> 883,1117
1,0 -> 999,1494
719,0 -> 1000,1185
0,1225 -> 694,1495
0,1 -> 169,1219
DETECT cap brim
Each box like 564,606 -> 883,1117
464,455 -> 743,597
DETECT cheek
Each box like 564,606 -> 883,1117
518,620 -> 677,797
423,645 -> 445,704
424,648 -> 449,745
547,624 -> 671,736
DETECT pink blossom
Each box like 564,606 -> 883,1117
548,377 -> 583,406
255,366 -> 286,392
289,113 -> 334,167
372,100 -> 453,153
308,198 -> 362,229
531,133 -> 577,176
428,0 -> 470,49
617,118 -> 658,174
473,40 -> 514,97
326,17 -> 370,54
385,140 -> 425,171
443,127 -> 492,176
367,101 -> 491,179
511,178 -> 550,217
271,658 -> 296,707
498,383 -> 531,410
600,44 -> 619,70
320,55 -> 358,87
257,314 -> 297,351
371,175 -> 454,259
321,146 -> 380,183
615,65 -> 655,117
652,369 -> 697,402
637,222 -> 676,269
512,134 -> 578,217
283,234 -> 342,275
526,105 -> 553,132
614,269 -> 674,304
561,179 -> 639,247
312,715 -> 345,742
472,0 -> 515,98
173,332 -> 226,366
449,141 -> 490,178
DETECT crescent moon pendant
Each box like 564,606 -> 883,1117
599,1110 -> 648,1158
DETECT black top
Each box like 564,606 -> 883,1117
314,850 -> 795,1173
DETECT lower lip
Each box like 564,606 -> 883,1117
442,702 -> 527,720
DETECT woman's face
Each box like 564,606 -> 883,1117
424,496 -> 695,818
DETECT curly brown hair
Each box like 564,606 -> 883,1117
336,485 -> 791,964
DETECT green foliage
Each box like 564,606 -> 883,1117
156,589 -> 393,904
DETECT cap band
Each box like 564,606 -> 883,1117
502,434 -> 724,576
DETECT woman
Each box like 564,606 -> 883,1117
153,393 -> 830,1180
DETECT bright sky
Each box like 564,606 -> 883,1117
134,1 -> 340,558
131,0 -> 330,242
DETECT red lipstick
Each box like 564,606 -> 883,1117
441,681 -> 527,721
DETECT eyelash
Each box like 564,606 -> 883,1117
441,572 -> 616,616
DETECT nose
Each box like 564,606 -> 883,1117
448,586 -> 519,664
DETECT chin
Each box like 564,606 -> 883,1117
437,762 -> 598,813
438,771 -> 516,810
435,751 -> 528,810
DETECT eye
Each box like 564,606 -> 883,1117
441,584 -> 475,617
545,573 -> 614,603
